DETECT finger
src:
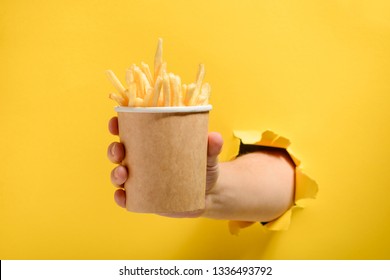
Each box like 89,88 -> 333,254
108,116 -> 119,135
207,132 -> 223,167
107,142 -> 125,163
114,189 -> 126,208
110,165 -> 128,186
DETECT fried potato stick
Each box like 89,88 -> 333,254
106,70 -> 126,95
196,83 -> 211,105
127,83 -> 137,106
151,76 -> 163,107
184,83 -> 196,106
163,73 -> 171,107
109,92 -> 126,106
141,62 -> 154,87
169,73 -> 179,106
188,64 -> 205,105
154,38 -> 163,81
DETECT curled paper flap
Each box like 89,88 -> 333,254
295,169 -> 319,207
264,208 -> 294,231
230,130 -> 318,233
228,221 -> 256,236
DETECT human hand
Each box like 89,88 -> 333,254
107,116 -> 223,217
108,116 -> 294,222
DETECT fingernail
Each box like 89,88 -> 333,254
111,143 -> 117,157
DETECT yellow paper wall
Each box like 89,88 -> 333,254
1,0 -> 390,259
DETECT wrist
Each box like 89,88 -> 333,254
203,151 -> 295,222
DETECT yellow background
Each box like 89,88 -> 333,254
1,0 -> 390,259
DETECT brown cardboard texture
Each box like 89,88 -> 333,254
117,109 -> 209,213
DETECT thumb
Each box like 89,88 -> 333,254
207,132 -> 223,166
206,132 -> 223,191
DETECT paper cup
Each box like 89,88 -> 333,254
115,105 -> 212,214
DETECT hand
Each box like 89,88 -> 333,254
108,116 -> 295,222
107,116 -> 223,217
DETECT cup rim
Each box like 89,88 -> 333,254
114,105 -> 212,113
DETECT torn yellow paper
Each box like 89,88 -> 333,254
228,221 -> 256,235
233,130 -> 262,144
229,130 -> 318,234
295,169 -> 318,207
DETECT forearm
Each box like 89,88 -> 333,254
203,151 -> 295,222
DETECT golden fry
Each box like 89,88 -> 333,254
169,73 -> 179,106
181,84 -> 187,104
188,64 -> 205,105
196,83 -> 211,105
135,97 -> 144,107
163,73 -> 171,107
143,88 -> 153,106
106,70 -> 126,94
154,38 -> 163,81
184,83 -> 196,106
156,62 -> 167,80
142,71 -> 151,90
109,92 -> 126,106
128,83 -> 137,106
176,75 -> 183,106
151,76 -> 162,106
195,64 -> 205,89
141,62 -> 154,87
134,67 -> 147,98
125,68 -> 134,87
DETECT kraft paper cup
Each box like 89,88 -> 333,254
115,105 -> 212,214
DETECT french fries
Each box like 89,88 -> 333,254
107,38 -> 210,107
